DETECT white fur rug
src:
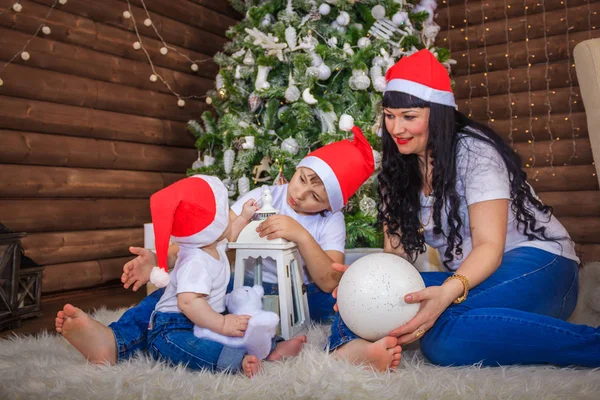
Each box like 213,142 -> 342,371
1,263 -> 600,400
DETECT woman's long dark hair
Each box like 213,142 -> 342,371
377,91 -> 555,268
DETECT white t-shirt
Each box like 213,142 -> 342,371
420,129 -> 579,271
155,240 -> 230,314
231,184 -> 346,283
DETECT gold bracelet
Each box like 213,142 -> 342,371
444,274 -> 469,304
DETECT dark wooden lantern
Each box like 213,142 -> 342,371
0,224 -> 43,331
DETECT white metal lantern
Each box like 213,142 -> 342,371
228,188 -> 310,339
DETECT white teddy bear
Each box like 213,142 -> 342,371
193,285 -> 280,360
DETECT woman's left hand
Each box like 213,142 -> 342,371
389,285 -> 455,345
256,215 -> 306,242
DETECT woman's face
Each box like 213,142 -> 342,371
384,107 -> 430,159
287,167 -> 330,215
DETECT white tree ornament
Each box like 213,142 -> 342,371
42,26 -> 51,35
318,64 -> 331,80
285,27 -> 297,50
357,37 -> 371,48
223,149 -> 235,174
315,110 -> 338,134
318,3 -> 331,15
255,66 -> 272,91
348,69 -> 370,90
339,114 -> 354,131
372,149 -> 382,170
281,137 -> 300,155
238,175 -> 250,196
359,195 -> 377,218
243,50 -> 255,66
302,88 -> 318,105
371,5 -> 386,20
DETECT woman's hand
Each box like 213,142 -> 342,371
389,285 -> 456,345
240,199 -> 259,221
256,215 -> 307,242
330,263 -> 349,312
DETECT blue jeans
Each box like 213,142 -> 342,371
147,311 -> 247,372
109,277 -> 334,362
328,247 -> 599,367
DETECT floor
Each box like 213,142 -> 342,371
0,283 -> 146,338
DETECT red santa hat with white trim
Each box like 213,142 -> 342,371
149,175 -> 229,288
297,126 -> 375,213
385,49 -> 457,108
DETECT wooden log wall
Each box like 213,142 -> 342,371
436,0 -> 600,264
0,0 -> 239,293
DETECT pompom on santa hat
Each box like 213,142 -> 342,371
385,49 -> 457,108
149,175 -> 229,288
297,126 -> 374,213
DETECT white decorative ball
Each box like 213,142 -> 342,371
306,66 -> 320,79
392,12 -> 408,27
190,63 -> 198,72
338,114 -> 354,131
281,137 -> 300,155
336,11 -> 350,26
42,26 -> 51,35
371,5 -> 386,20
149,74 -> 158,82
372,56 -> 386,67
311,53 -> 323,67
318,3 -> 331,15
160,47 -> 168,55
144,18 -> 152,27
13,3 -> 23,12
206,96 -> 212,105
357,37 -> 370,48
337,253 -> 425,341
133,41 -> 141,50
177,99 -> 185,107
59,0 -> 68,4
318,64 -> 331,80
122,11 -> 131,19
20,51 -> 30,61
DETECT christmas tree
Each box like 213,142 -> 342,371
188,0 -> 452,248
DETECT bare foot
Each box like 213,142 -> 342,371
242,355 -> 262,378
55,304 -> 117,365
266,335 -> 307,361
334,336 -> 402,372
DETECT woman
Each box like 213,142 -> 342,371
328,49 -> 598,371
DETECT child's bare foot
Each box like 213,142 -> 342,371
334,336 -> 402,372
122,247 -> 156,291
55,304 -> 117,365
266,335 -> 307,361
242,355 -> 262,378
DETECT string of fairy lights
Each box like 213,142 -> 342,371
0,0 -> 65,87
480,0 -> 492,125
503,0 -> 514,148
0,0 -> 208,108
446,0 -> 598,182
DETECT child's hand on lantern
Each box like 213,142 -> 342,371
256,215 -> 306,242
240,199 -> 259,222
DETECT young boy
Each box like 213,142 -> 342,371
145,175 -> 295,377
55,126 -> 376,366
